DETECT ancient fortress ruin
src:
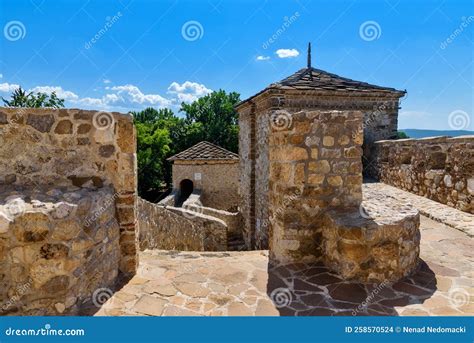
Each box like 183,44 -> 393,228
0,49 -> 472,315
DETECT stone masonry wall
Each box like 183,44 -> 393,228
0,186 -> 120,315
0,108 -> 138,275
238,106 -> 253,248
268,110 -> 364,263
371,136 -> 474,214
137,198 -> 227,251
255,110 -> 270,249
172,161 -> 239,211
0,108 -> 138,315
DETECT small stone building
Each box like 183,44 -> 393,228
236,46 -> 406,250
167,141 -> 239,211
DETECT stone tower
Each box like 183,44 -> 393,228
236,44 -> 406,250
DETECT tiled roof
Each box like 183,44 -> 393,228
237,66 -> 405,107
276,67 -> 405,93
167,141 -> 239,161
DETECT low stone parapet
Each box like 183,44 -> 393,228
137,197 -> 227,251
323,192 -> 420,282
0,186 -> 120,315
370,135 -> 474,214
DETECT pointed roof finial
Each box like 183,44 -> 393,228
307,42 -> 312,69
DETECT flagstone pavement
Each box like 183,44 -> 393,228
94,212 -> 472,316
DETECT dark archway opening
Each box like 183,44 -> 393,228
175,179 -> 194,207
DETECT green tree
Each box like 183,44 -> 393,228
132,107 -> 187,192
179,90 -> 240,152
2,87 -> 65,108
131,90 -> 241,199
397,131 -> 409,139
134,120 -> 172,196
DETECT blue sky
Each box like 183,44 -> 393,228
0,0 -> 472,130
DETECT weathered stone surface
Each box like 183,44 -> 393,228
99,144 -> 116,158
0,112 -> 8,124
138,198 -> 228,251
323,191 -> 420,282
0,108 -> 138,276
54,120 -> 73,134
0,186 -> 120,315
370,136 -> 474,214
77,123 -> 92,134
26,114 -> 55,133
268,110 -> 369,265
364,183 -> 473,237
133,295 -> 167,316
171,159 -> 240,212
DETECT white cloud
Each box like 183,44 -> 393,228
0,74 -> 3,79
167,81 -> 212,103
103,79 -> 111,84
276,48 -> 300,58
29,86 -> 79,101
0,82 -> 20,93
107,84 -> 172,107
0,77 -> 212,112
256,55 -> 270,61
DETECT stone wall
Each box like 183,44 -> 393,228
137,198 -> 228,251
264,109 -> 420,282
255,110 -> 270,249
371,136 -> 474,214
0,187 -> 120,315
268,110 -> 364,263
0,107 -> 138,314
238,106 -> 254,248
171,161 -> 239,211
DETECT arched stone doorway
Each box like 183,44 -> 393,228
175,179 -> 193,207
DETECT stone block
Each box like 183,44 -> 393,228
308,160 -> 330,174
54,120 -> 73,134
323,136 -> 335,147
26,114 -> 55,133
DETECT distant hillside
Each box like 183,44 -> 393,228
399,129 -> 474,139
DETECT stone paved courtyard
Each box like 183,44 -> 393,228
95,184 -> 473,317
